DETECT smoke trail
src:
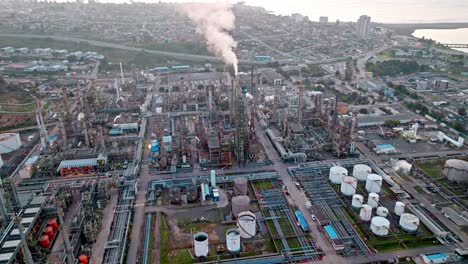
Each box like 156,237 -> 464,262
179,2 -> 238,74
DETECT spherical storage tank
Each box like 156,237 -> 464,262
359,204 -> 372,221
367,193 -> 380,208
376,207 -> 389,217
365,174 -> 382,193
353,164 -> 372,181
340,176 -> 357,196
194,232 -> 209,258
329,166 -> 348,184
351,194 -> 364,209
237,211 -> 256,238
399,213 -> 419,232
38,235 -> 50,248
371,216 -> 390,236
232,195 -> 250,218
226,228 -> 241,254
234,177 -> 248,196
443,159 -> 468,183
0,133 -> 22,154
394,201 -> 405,216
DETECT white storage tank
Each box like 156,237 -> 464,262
194,232 -> 209,258
399,213 -> 420,232
376,207 -> 389,217
232,196 -> 251,218
329,166 -> 348,184
394,201 -> 405,216
371,216 -> 390,236
234,177 -> 248,196
0,133 -> 22,154
359,204 -> 372,221
353,164 -> 372,181
443,159 -> 468,183
351,194 -> 364,209
210,170 -> 217,188
367,193 -> 380,208
340,176 -> 357,196
237,211 -> 256,238
226,229 -> 241,254
365,174 -> 383,193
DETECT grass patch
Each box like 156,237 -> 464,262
418,161 -> 444,178
160,215 -> 171,264
413,185 -> 425,194
169,249 -> 193,264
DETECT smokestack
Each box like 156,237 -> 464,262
179,2 -> 238,74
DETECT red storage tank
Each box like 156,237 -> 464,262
39,235 -> 50,248
48,219 -> 59,231
78,255 -> 88,264
43,226 -> 54,239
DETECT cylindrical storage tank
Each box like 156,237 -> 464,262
232,195 -> 250,218
0,133 -> 22,154
226,228 -> 241,254
351,194 -> 364,209
399,213 -> 420,232
48,218 -> 59,231
329,166 -> 348,184
353,164 -> 372,181
371,216 -> 390,236
78,255 -> 89,264
38,235 -> 50,248
43,226 -> 54,239
340,176 -> 357,196
443,159 -> 468,183
210,170 -> 216,188
394,201 -> 405,216
237,211 -> 257,238
359,204 -> 372,221
194,232 -> 209,258
365,174 -> 383,193
367,193 -> 380,208
234,177 -> 248,196
376,207 -> 389,217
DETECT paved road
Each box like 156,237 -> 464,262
253,119 -> 346,264
126,82 -> 157,263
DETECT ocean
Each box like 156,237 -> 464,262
413,28 -> 468,54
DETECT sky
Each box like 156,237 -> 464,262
51,0 -> 468,23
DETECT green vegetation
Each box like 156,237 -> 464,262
142,41 -> 210,56
366,60 -> 429,77
388,82 -> 419,99
277,65 -> 325,82
0,36 -> 191,69
418,161 -> 444,178
384,120 -> 401,127
345,58 -> 354,81
339,91 -> 368,105
160,215 -> 171,264
378,49 -> 395,58
413,185 -> 425,194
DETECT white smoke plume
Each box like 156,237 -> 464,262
393,160 -> 412,175
179,2 -> 238,74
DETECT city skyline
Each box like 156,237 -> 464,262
34,0 -> 468,23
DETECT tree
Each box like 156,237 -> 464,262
384,120 -> 400,127
66,55 -> 78,62
457,108 -> 466,117
345,59 -> 353,81
335,70 -> 341,77
359,108 -> 369,114
451,121 -> 465,132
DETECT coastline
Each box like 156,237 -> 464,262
381,22 -> 468,36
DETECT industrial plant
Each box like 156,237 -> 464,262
0,1 -> 467,264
